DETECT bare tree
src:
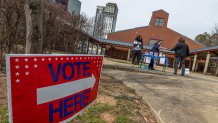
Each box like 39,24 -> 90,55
0,0 -> 25,53
25,0 -> 43,54
0,0 -> 25,70
81,14 -> 95,36
43,1 -> 66,53
63,13 -> 94,54
42,3 -> 94,54
211,24 -> 218,46
195,24 -> 218,46
0,0 -> 95,71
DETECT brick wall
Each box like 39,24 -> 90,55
108,26 -> 204,50
105,10 -> 205,63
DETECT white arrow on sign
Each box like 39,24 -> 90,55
37,74 -> 96,105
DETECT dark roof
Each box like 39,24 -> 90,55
109,26 -> 149,34
97,38 -> 174,53
98,38 -> 218,54
97,38 -> 133,47
191,45 -> 218,53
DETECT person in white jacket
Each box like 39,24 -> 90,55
132,35 -> 143,65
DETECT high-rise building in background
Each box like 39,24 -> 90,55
68,0 -> 81,15
49,0 -> 67,7
49,0 -> 81,15
94,3 -> 118,39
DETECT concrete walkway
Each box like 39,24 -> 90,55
102,58 -> 218,123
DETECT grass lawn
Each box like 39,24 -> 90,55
0,106 -> 8,123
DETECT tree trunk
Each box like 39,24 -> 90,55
0,47 -> 3,70
81,40 -> 84,54
65,40 -> 69,52
25,0 -> 43,54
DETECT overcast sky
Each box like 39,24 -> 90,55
79,0 -> 218,40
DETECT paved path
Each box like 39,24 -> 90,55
102,59 -> 218,123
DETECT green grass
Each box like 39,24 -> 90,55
116,99 -> 133,116
0,100 -> 137,123
116,115 -> 132,123
112,99 -> 136,123
0,106 -> 9,123
73,103 -> 112,123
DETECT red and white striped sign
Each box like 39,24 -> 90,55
6,54 -> 103,123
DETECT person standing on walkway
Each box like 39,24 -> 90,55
149,41 -> 163,70
171,37 -> 190,76
132,35 -> 143,66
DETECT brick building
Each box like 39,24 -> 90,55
105,9 -> 205,60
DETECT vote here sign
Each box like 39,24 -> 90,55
6,54 -> 103,123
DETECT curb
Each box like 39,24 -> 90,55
103,64 -> 173,77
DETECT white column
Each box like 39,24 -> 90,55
127,48 -> 131,61
203,52 -> 211,74
192,54 -> 198,71
189,60 -> 192,70
100,46 -> 103,55
86,42 -> 90,54
91,44 -> 94,54
96,44 -> 99,55
194,61 -> 199,72
215,62 -> 218,76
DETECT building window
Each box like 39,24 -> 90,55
155,18 -> 164,27
149,39 -> 159,47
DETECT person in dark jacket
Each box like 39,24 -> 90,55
171,37 -> 190,76
132,35 -> 143,66
149,41 -> 162,70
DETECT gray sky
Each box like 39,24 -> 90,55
80,0 -> 218,40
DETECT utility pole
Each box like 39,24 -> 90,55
25,0 -> 43,54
